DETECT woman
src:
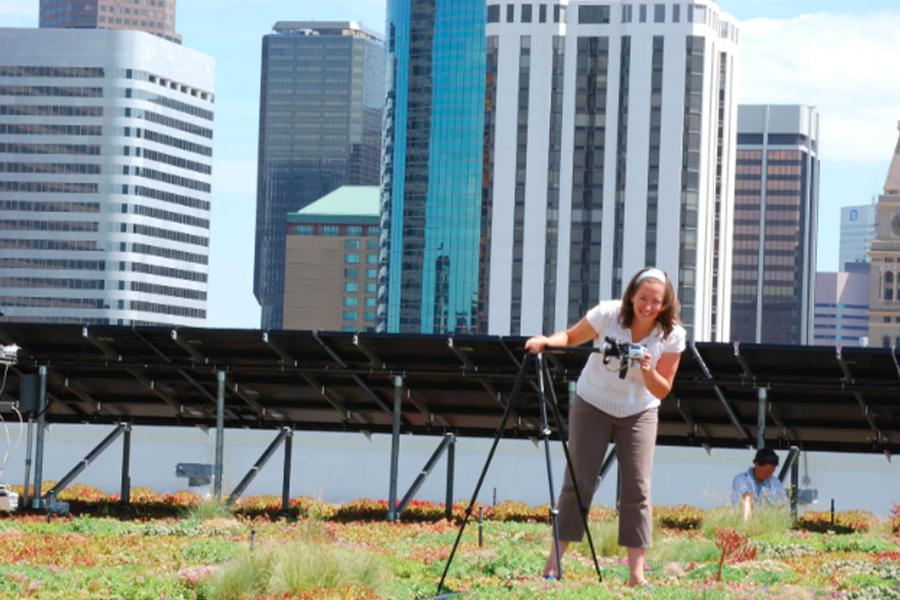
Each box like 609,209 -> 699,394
524,267 -> 685,586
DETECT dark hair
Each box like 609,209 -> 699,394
753,448 -> 779,466
619,267 -> 681,338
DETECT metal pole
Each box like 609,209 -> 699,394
226,428 -> 289,505
31,366 -> 47,510
757,387 -> 767,449
567,380 -> 577,422
22,415 -> 34,510
790,445 -> 799,523
121,424 -> 131,505
282,428 -> 292,512
388,375 -> 402,521
397,433 -> 454,515
45,424 -> 126,500
214,370 -> 225,504
445,434 -> 455,521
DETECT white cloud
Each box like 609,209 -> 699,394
737,10 -> 900,162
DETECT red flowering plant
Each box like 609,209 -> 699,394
713,528 -> 757,582
797,510 -> 878,534
490,501 -> 548,523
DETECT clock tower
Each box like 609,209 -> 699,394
868,122 -> 900,348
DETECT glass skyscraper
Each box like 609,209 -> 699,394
379,0 -> 488,334
254,22 -> 384,329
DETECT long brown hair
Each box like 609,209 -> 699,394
618,267 -> 681,338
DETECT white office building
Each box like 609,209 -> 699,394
839,203 -> 876,271
813,266 -> 869,347
0,28 -> 214,325
483,0 -> 739,340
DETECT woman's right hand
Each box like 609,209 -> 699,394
524,335 -> 549,354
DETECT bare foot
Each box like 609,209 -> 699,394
627,577 -> 648,587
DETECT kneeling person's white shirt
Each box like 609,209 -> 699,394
575,300 -> 687,418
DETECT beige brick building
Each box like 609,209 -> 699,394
40,0 -> 181,44
868,124 -> 900,348
282,186 -> 380,332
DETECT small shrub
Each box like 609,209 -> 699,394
797,510 -> 878,534
206,549 -> 274,600
655,504 -> 704,530
185,500 -> 234,522
702,504 -> 792,539
491,500 -> 547,523
331,498 -> 389,522
713,528 -> 756,582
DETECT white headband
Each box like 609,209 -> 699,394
635,268 -> 667,285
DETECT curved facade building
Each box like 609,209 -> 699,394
0,28 -> 214,325
378,0 -> 488,334
483,0 -> 739,340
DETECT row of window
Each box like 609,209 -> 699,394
0,104 -> 103,117
139,128 -> 213,157
344,268 -> 378,279
125,88 -> 214,122
133,224 -> 208,247
0,258 -> 105,271
139,147 -> 212,175
343,282 -> 378,293
130,281 -> 206,301
130,300 -> 205,318
344,254 -> 379,265
0,296 -> 105,308
129,165 -> 210,193
0,219 -> 98,232
342,311 -> 376,321
0,142 -> 100,155
0,161 -> 100,174
0,239 -> 99,251
132,204 -> 210,229
132,262 -> 207,283
290,224 -> 380,236
129,69 -> 213,103
134,108 -> 213,139
0,181 -> 99,194
132,184 -> 210,211
488,2 -> 726,29
343,297 -> 377,307
0,123 -> 102,136
0,277 -> 105,290
0,86 -> 103,98
343,239 -> 379,250
0,66 -> 105,78
131,242 -> 208,265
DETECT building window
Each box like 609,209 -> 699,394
323,225 -> 339,236
553,4 -> 565,22
654,3 -> 665,22
621,4 -> 633,22
366,226 -> 379,236
521,4 -> 533,22
344,282 -> 359,292
578,5 -> 610,23
365,297 -> 377,307
366,239 -> 379,249
366,283 -> 377,293
347,225 -> 363,236
366,269 -> 377,278
345,254 -> 360,264
366,254 -> 378,264
364,311 -> 376,321
343,297 -> 358,307
507,3 -> 514,22
488,4 -> 500,22
539,4 -> 547,22
639,3 -> 647,22
673,3 -> 680,22
344,268 -> 358,278
344,239 -> 360,249
342,325 -> 356,332
343,311 -> 357,320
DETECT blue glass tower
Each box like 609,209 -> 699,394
378,0 -> 488,334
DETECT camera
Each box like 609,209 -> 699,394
601,336 -> 647,379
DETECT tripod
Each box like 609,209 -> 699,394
434,351 -> 602,597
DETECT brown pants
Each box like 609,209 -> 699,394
557,396 -> 658,548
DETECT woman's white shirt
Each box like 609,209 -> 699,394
575,299 -> 687,418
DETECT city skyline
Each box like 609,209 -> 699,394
1,0 -> 898,328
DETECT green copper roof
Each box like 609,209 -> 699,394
287,186 -> 380,223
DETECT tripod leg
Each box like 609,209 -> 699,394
435,354 -> 533,596
541,357 -> 603,583
536,353 -> 563,579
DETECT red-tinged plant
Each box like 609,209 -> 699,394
331,498 -> 389,522
402,499 -> 445,522
491,500 -> 547,523
655,504 -> 704,530
588,505 -> 616,522
713,528 -> 756,582
797,510 -> 878,534
450,500 -> 489,524
56,483 -> 109,503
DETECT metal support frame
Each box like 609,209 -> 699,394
835,348 -> 885,445
388,375 -> 403,521
214,370 -> 225,503
448,337 -> 506,412
777,446 -> 800,483
121,424 -> 132,504
282,429 -> 292,512
44,423 -> 127,501
757,387 -> 767,449
790,447 -> 799,522
226,427 -> 292,505
445,435 -> 455,521
396,432 -> 456,517
31,366 -> 47,509
312,332 -> 398,418
596,447 -> 618,491
21,415 -> 34,510
690,343 -> 752,444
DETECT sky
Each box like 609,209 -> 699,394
1,0 -> 898,329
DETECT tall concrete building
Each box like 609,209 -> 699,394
39,0 -> 181,44
254,22 -> 384,330
730,105 -> 819,345
840,203 -> 877,271
0,28 -> 214,325
482,0 -> 739,340
378,1 -> 488,334
813,265 -> 869,347
283,186 -> 380,332
868,124 -> 900,349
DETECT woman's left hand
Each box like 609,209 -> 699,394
640,351 -> 652,372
